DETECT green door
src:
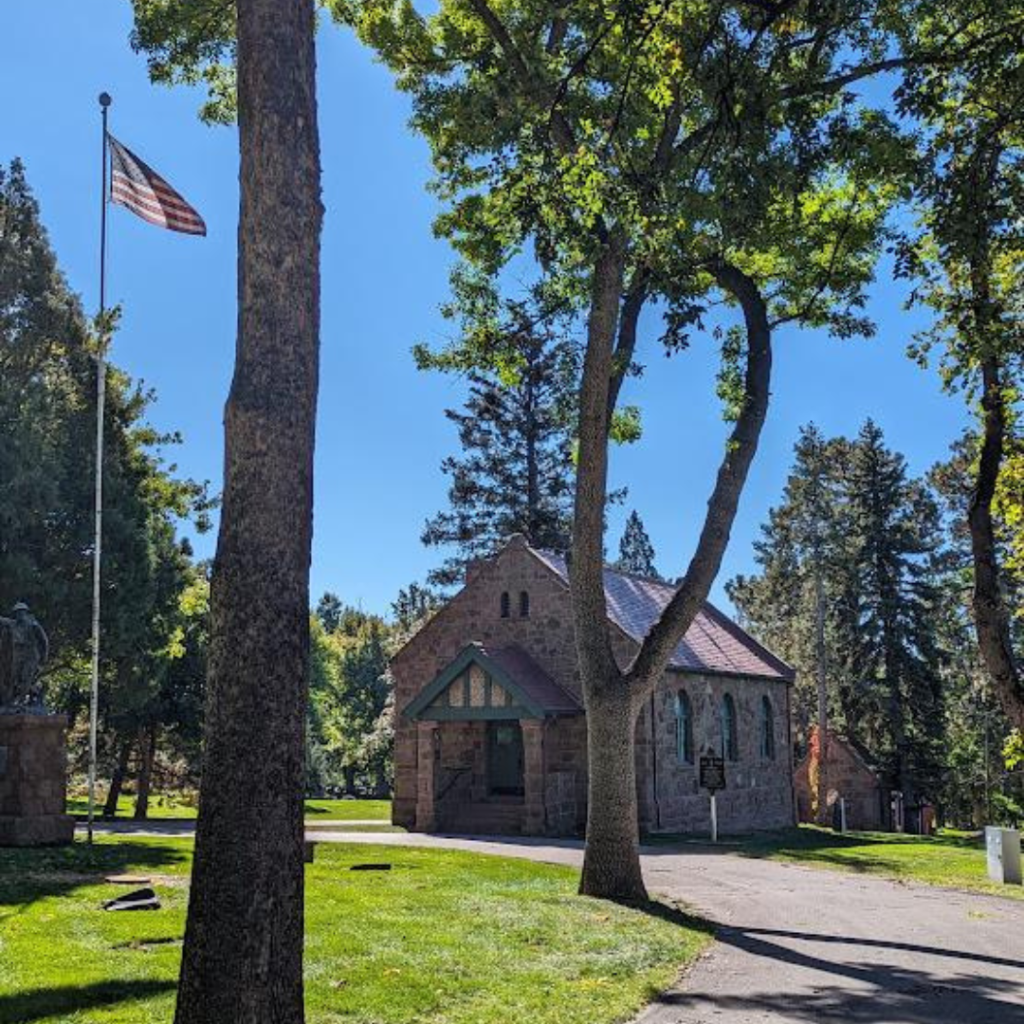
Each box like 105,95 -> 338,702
487,721 -> 525,796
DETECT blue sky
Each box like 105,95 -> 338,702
3,3 -> 969,617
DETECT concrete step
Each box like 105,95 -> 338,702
437,802 -> 526,834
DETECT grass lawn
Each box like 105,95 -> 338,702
0,837 -> 709,1024
724,824 -> 1022,901
303,799 -> 392,821
66,793 -> 393,823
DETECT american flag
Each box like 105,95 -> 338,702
108,135 -> 206,236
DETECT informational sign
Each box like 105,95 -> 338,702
699,755 -> 726,793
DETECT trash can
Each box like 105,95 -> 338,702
985,827 -> 1022,885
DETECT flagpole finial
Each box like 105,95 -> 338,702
99,92 -> 112,108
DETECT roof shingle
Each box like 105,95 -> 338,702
533,550 -> 794,682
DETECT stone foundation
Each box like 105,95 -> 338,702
0,713 -> 74,846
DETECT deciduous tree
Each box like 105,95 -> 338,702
895,2 -> 1024,728
333,0 -> 896,901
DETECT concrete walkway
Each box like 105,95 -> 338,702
85,824 -> 1024,1023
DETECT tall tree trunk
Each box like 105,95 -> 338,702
103,735 -> 132,819
134,724 -> 157,821
573,250 -> 773,902
970,355 -> 1024,731
964,146 -> 1023,731
174,0 -> 322,1020
570,234 -> 644,900
580,686 -> 646,899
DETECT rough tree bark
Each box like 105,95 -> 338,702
573,250 -> 774,901
134,723 -> 157,820
173,0 -> 322,1020
964,143 -> 1024,733
970,354 -> 1024,731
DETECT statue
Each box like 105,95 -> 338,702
0,602 -> 49,710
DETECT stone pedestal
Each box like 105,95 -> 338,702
0,713 -> 75,846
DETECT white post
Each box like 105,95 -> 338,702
87,93 -> 111,845
87,354 -> 105,844
710,792 -> 718,844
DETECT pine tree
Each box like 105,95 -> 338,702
0,159 -> 212,810
615,511 -> 659,578
731,422 -> 948,809
315,592 -> 343,633
419,301 -> 578,588
845,421 -> 946,804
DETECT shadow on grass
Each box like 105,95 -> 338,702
0,979 -> 176,1024
0,839 -> 190,909
641,826 -> 984,859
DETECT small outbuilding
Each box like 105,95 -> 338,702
391,536 -> 797,837
794,726 -> 888,831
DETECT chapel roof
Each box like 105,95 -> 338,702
532,548 -> 795,683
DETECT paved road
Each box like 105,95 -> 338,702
87,824 -> 1024,1023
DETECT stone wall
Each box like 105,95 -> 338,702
0,713 -> 75,846
637,672 -> 795,834
794,731 -> 885,831
545,769 -> 577,835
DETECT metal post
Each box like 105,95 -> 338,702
87,92 -> 112,845
710,792 -> 718,844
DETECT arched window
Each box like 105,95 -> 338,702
675,691 -> 694,765
500,591 -> 510,618
759,695 -> 775,760
519,590 -> 530,618
720,693 -> 738,761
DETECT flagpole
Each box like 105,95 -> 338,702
87,92 -> 111,846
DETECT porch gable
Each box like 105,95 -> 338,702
403,642 -> 581,722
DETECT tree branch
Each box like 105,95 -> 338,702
569,232 -> 629,694
466,0 -> 576,154
969,353 -> 1023,729
627,260 -> 772,689
607,269 -> 649,425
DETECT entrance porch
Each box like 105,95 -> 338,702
402,642 -> 582,835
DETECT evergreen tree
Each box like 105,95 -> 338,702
730,425 -> 846,820
731,422 -> 947,806
0,159 -> 212,815
846,421 -> 946,802
174,0 -> 322,1016
418,298 -> 578,588
315,591 -> 343,633
615,511 -> 659,578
